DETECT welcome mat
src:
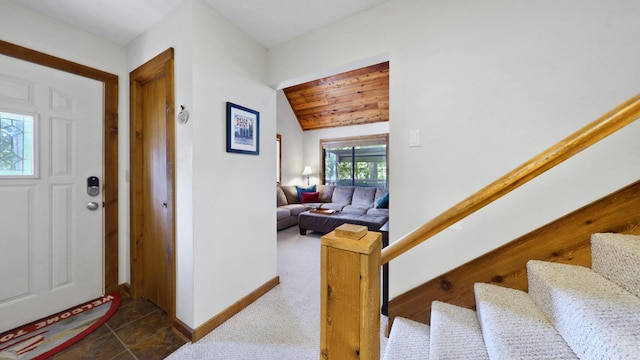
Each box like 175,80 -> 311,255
0,292 -> 120,360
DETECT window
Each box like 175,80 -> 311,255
0,111 -> 35,177
321,134 -> 388,188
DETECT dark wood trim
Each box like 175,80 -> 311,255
0,40 -> 118,84
129,48 -> 176,321
164,52 -> 177,328
172,317 -> 194,342
276,134 -> 282,185
191,276 -> 280,342
118,283 -> 132,298
388,180 -> 640,327
0,40 -> 119,294
104,79 -> 120,294
129,48 -> 174,83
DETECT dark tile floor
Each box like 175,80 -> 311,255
53,292 -> 188,360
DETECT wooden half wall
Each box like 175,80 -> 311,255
388,180 -> 640,326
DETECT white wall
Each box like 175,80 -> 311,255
190,0 -> 276,327
268,0 -> 640,298
0,1 -> 130,284
128,0 -> 277,329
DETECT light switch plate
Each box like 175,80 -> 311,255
409,129 -> 420,147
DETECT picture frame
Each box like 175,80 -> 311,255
226,102 -> 260,155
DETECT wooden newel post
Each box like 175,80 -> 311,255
320,224 -> 381,360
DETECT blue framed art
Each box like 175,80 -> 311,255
226,102 -> 259,155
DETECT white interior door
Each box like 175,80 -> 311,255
0,54 -> 103,333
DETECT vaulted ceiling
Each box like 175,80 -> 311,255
283,62 -> 389,131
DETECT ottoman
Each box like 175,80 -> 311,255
298,211 -> 388,235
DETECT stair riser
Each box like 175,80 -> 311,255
527,260 -> 640,359
591,233 -> 640,298
474,283 -> 576,359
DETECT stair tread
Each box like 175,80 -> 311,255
429,301 -> 489,360
383,317 -> 429,360
474,283 -> 577,359
591,232 -> 640,298
527,260 -> 640,359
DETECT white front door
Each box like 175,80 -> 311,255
0,54 -> 103,333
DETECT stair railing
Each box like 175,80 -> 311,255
381,94 -> 640,265
320,94 -> 640,359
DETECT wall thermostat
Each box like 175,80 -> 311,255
178,105 -> 189,124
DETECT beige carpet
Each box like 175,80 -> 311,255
385,233 -> 640,359
166,226 -> 387,359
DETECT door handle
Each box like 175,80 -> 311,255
87,202 -> 100,211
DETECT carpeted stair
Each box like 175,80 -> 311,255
382,317 -> 430,360
383,233 -> 640,359
427,301 -> 488,360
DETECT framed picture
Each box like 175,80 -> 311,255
226,102 -> 260,155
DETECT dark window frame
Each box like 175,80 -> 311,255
319,133 -> 389,188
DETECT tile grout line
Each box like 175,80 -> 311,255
109,305 -> 162,332
107,323 -> 139,360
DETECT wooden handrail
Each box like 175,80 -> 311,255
381,94 -> 640,265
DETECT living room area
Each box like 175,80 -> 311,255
275,61 -> 390,237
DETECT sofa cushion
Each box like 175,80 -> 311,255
277,186 -> 288,207
295,184 -> 317,202
276,207 -> 290,221
277,218 -> 290,231
321,203 -> 347,211
332,186 -> 354,204
281,185 -> 300,204
366,207 -> 389,216
279,204 -> 306,216
374,188 -> 387,203
316,185 -> 335,203
351,187 -> 377,208
342,205 -> 369,215
301,191 -> 319,203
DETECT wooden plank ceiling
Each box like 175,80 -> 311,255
283,62 -> 389,131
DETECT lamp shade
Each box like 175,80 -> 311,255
302,166 -> 312,176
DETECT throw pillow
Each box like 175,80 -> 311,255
376,192 -> 389,208
295,184 -> 317,202
276,186 -> 288,206
301,191 -> 319,203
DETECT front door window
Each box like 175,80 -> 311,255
0,111 -> 35,177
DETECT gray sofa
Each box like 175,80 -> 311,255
276,186 -> 307,230
277,184 -> 388,232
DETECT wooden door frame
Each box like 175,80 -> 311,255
129,48 -> 176,321
0,40 -> 120,294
